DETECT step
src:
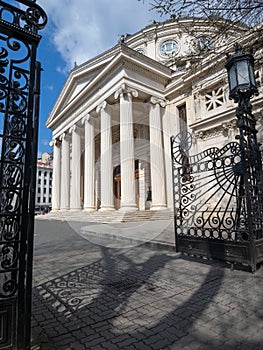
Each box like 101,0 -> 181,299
40,209 -> 174,223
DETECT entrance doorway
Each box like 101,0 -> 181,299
113,161 -> 139,209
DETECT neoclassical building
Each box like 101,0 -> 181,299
47,18 -> 263,213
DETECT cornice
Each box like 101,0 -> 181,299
122,60 -> 169,85
125,18 -> 247,47
189,108 -> 236,132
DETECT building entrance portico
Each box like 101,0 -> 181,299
49,89 -> 170,213
49,86 -> 170,214
48,36 -> 177,215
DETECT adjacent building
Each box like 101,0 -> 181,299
47,18 -> 263,213
35,152 -> 53,213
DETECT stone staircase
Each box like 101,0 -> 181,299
39,209 -> 174,223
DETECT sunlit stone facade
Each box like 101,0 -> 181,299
47,18 -> 263,212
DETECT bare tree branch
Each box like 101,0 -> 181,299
143,0 -> 263,27
138,0 -> 263,64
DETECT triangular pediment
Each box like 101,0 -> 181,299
47,62 -> 109,126
46,45 -> 122,127
47,45 -> 171,129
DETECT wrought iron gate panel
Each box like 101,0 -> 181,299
171,130 -> 263,272
0,1 -> 46,349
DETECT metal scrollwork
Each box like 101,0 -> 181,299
0,0 -> 47,347
0,0 -> 47,34
172,120 -> 263,270
172,134 -> 245,238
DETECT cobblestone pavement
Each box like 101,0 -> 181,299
31,219 -> 263,350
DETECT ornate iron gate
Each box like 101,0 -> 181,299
171,125 -> 263,272
0,1 -> 47,349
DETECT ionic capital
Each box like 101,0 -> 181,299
150,96 -> 166,108
96,101 -> 107,114
81,113 -> 95,126
69,124 -> 81,134
49,139 -> 61,147
114,83 -> 138,100
59,132 -> 70,142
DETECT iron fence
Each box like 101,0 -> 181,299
0,1 -> 47,349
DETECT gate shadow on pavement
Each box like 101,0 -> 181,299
31,246 -> 261,350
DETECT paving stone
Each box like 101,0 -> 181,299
31,219 -> 263,350
134,341 -> 154,350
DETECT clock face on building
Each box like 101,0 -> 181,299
160,39 -> 180,57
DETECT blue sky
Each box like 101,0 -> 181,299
36,0 -> 166,156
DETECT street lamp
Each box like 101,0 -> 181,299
225,44 -> 262,272
225,43 -> 258,103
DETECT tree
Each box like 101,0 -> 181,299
141,1 -> 261,26
139,0 -> 263,63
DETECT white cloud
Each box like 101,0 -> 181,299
39,0 -> 164,71
41,139 -> 50,146
45,84 -> 54,91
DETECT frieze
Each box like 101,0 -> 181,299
195,121 -> 237,140
122,61 -> 169,85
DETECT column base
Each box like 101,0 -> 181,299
150,205 -> 167,210
99,206 -> 115,211
51,208 -> 60,212
83,207 -> 96,212
119,204 -> 138,212
70,208 -> 82,212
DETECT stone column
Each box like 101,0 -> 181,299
162,106 -> 173,209
70,125 -> 82,210
83,114 -> 96,211
97,101 -> 114,211
115,84 -> 138,211
60,132 -> 70,210
149,97 -> 166,210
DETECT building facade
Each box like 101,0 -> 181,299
47,18 -> 263,213
35,152 -> 53,213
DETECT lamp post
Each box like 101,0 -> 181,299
226,44 -> 258,102
225,44 -> 262,272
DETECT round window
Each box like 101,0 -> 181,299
160,39 -> 180,57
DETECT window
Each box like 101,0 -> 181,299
38,170 -> 41,176
38,188 -> 40,193
44,188 -> 46,194
44,180 -> 46,185
37,197 -> 40,203
178,104 -> 187,135
160,39 -> 180,57
38,179 -> 41,184
205,86 -> 224,111
44,171 -> 47,177
178,104 -> 191,181
49,188 -> 52,194
43,198 -> 46,203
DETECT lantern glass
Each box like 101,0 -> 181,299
249,62 -> 257,86
236,60 -> 250,85
229,64 -> 237,92
226,44 -> 259,101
